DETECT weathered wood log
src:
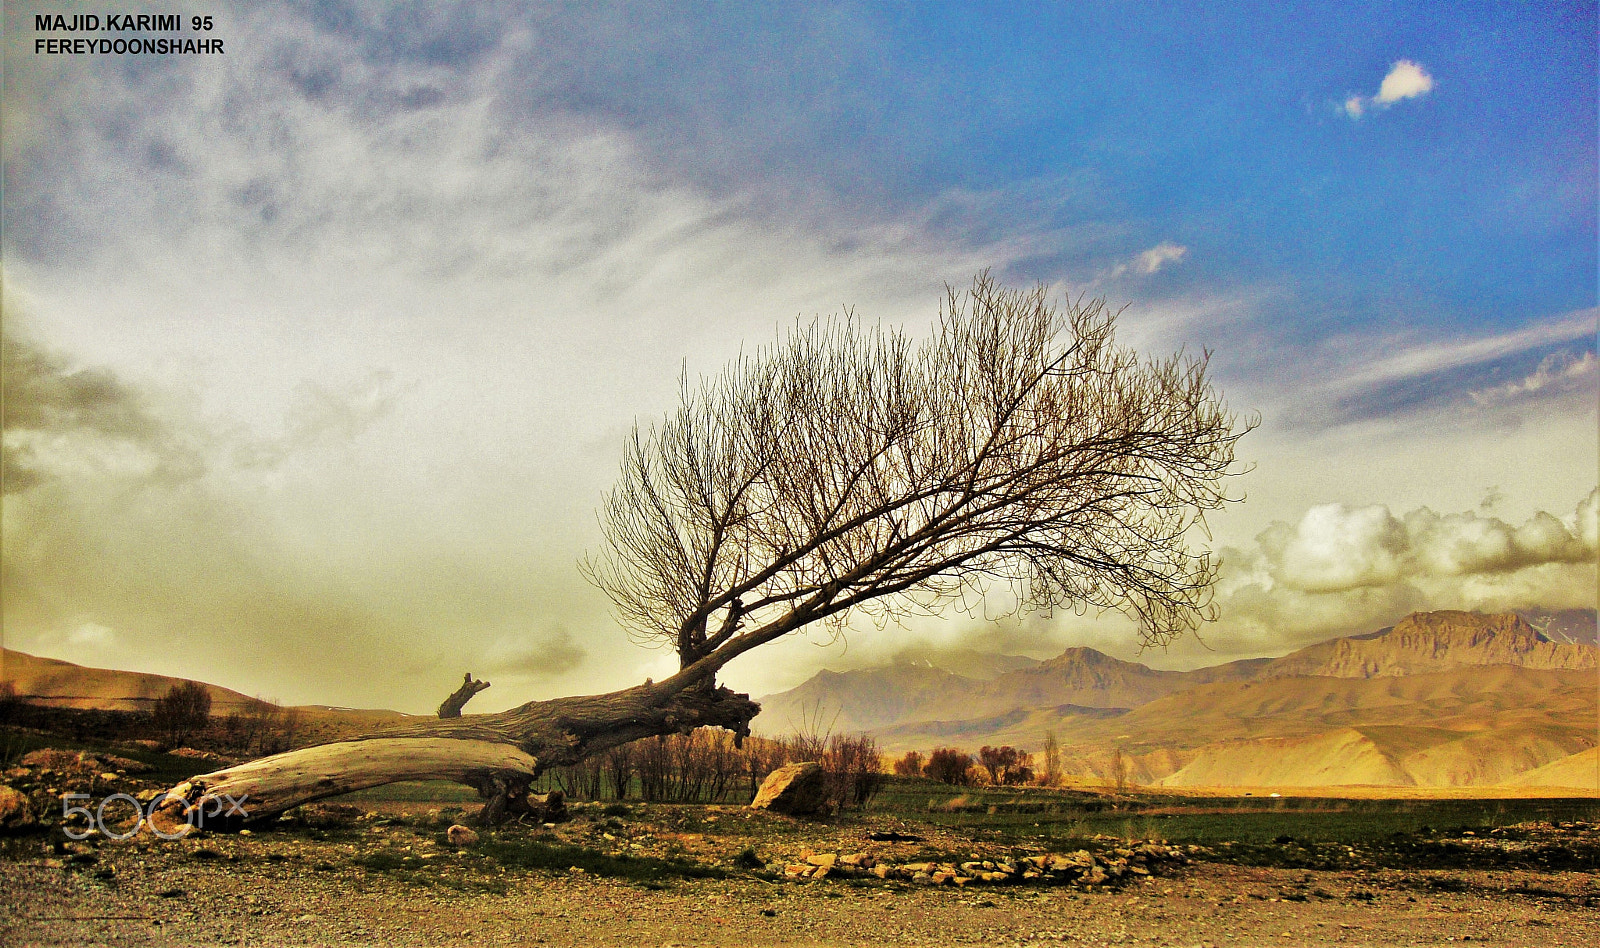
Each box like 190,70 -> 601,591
437,673 -> 491,718
151,738 -> 540,833
153,672 -> 758,830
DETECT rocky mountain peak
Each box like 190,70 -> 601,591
1260,610 -> 1597,679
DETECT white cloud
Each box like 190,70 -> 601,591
1571,488 -> 1600,552
1376,60 -> 1435,104
1260,306 -> 1597,424
1470,350 -> 1598,406
1341,59 -> 1434,119
1100,241 -> 1190,281
69,622 -> 118,648
1268,492 -> 1598,594
1135,241 -> 1189,274
1203,490 -> 1598,656
1271,504 -> 1407,592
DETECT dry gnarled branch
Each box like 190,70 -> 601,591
585,272 -> 1251,678
437,673 -> 491,718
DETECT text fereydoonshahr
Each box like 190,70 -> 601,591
36,37 -> 224,55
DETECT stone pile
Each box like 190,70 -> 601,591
1,747 -> 162,835
778,841 -> 1193,888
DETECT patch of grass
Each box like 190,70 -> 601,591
733,846 -> 764,870
878,790 -> 1599,850
352,851 -> 410,872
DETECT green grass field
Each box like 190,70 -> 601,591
330,774 -> 1597,869
871,778 -> 1598,845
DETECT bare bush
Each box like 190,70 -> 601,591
216,698 -> 302,756
150,681 -> 211,746
601,730 -> 754,804
819,733 -> 885,809
550,753 -> 606,800
893,750 -> 925,777
978,744 -> 1034,785
1041,732 -> 1061,786
604,742 -> 635,800
925,747 -> 974,785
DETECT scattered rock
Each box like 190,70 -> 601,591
749,762 -> 829,816
763,841 -> 1190,890
99,754 -> 153,774
20,749 -> 100,772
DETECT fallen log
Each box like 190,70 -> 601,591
152,671 -> 757,832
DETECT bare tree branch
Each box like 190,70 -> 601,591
437,673 -> 491,718
587,272 -> 1252,679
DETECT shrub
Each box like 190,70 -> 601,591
893,750 -> 925,777
924,747 -> 973,785
821,733 -> 885,808
151,681 -> 211,745
978,745 -> 1034,785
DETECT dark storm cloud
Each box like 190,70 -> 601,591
1,331 -> 204,494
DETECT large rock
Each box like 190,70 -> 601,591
749,762 -> 830,816
0,785 -> 36,831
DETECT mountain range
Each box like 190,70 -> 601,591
753,610 -> 1598,790
4,608 -> 1594,790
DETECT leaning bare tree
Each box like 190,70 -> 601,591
155,273 -> 1247,830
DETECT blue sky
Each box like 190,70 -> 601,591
448,2 -> 1598,331
3,2 -> 1595,709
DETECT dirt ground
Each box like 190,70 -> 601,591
2,817 -> 1594,948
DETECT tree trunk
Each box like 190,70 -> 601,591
152,675 -> 758,832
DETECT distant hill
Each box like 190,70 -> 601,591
755,645 -> 1266,739
1,649 -> 412,744
2,649 -> 269,713
754,610 -> 1600,790
885,646 -> 1042,681
752,664 -> 978,735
